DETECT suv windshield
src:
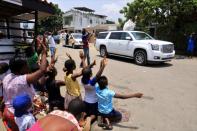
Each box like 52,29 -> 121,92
131,32 -> 154,40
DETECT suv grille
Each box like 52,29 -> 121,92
162,44 -> 174,53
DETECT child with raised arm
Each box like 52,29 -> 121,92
45,67 -> 65,111
63,53 -> 82,110
80,51 -> 107,122
96,76 -> 143,130
63,52 -> 97,110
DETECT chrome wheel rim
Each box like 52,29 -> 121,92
100,48 -> 106,57
136,53 -> 144,64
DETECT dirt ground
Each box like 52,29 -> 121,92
1,43 -> 197,131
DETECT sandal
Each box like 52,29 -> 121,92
98,122 -> 106,127
98,116 -> 105,127
103,124 -> 113,130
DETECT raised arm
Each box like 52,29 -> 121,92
87,60 -> 96,69
56,80 -> 65,87
114,92 -> 143,99
95,57 -> 107,80
50,56 -> 58,67
66,52 -> 72,60
79,51 -> 86,68
71,69 -> 82,81
26,42 -> 47,84
79,51 -> 96,69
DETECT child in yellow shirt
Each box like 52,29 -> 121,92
63,53 -> 95,110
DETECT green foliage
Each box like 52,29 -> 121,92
120,0 -> 197,52
38,4 -> 63,34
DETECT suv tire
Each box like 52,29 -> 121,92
134,50 -> 147,65
100,46 -> 108,57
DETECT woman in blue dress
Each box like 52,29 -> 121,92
187,33 -> 195,58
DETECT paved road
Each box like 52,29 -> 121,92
1,44 -> 196,131
55,44 -> 197,131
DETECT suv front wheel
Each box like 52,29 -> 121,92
100,46 -> 108,57
134,50 -> 147,65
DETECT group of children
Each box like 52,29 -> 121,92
0,38 -> 143,131
60,51 -> 143,130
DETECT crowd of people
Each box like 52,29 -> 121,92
0,30 -> 143,131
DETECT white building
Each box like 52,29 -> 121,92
63,7 -> 107,32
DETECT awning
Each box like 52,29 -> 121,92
0,0 -> 54,19
13,11 -> 53,20
0,0 -> 55,59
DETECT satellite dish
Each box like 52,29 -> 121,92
123,19 -> 135,31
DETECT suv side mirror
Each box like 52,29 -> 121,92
125,36 -> 132,40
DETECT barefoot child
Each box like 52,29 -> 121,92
96,76 -> 143,130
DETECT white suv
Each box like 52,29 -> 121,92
95,31 -> 175,65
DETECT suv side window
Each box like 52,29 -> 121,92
109,32 -> 121,40
97,33 -> 108,39
120,32 -> 132,40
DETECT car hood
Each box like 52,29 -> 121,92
135,40 -> 173,45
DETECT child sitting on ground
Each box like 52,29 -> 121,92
96,76 -> 143,130
45,67 -> 65,111
80,51 -> 107,122
63,53 -> 82,110
13,94 -> 36,131
63,53 -> 95,110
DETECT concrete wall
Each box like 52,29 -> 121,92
63,9 -> 106,31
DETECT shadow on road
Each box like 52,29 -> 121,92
113,123 -> 139,130
97,55 -> 173,68
62,45 -> 82,49
97,55 -> 133,64
146,62 -> 173,68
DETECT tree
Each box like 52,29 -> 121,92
38,4 -> 63,34
120,0 -> 197,52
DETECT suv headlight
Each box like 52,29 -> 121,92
151,44 -> 159,51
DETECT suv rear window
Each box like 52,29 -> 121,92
97,33 -> 108,39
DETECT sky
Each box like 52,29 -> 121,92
48,0 -> 133,22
